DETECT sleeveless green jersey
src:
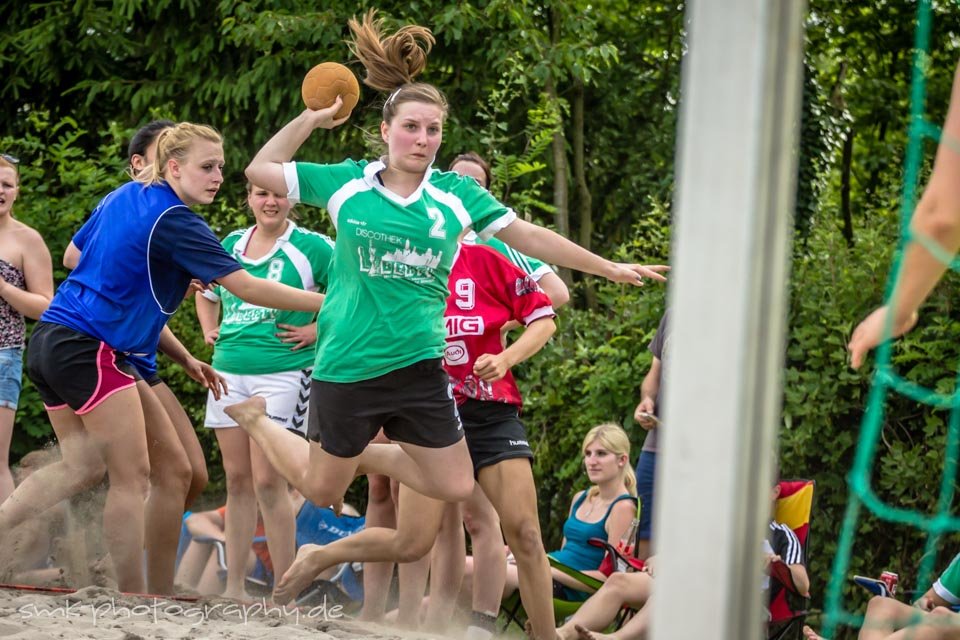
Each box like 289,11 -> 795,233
285,159 -> 516,383
209,221 -> 334,375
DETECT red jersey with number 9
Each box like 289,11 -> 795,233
443,243 -> 555,407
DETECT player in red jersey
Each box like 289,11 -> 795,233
410,241 -> 559,638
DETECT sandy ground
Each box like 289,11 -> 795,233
0,585 -> 453,640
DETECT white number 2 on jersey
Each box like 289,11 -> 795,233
426,207 -> 447,239
455,279 -> 475,310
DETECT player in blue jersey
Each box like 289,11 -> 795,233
0,123 -> 324,594
63,120 -> 227,594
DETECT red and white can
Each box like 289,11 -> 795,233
880,571 -> 899,596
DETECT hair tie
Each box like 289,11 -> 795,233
386,87 -> 403,106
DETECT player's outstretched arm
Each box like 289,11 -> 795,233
849,63 -> 960,369
494,218 -> 668,287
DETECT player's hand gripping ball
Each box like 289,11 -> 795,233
301,62 -> 360,119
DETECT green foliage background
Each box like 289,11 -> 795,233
4,1 -> 960,631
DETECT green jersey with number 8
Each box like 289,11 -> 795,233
207,221 -> 334,375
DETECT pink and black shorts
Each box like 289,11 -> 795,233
26,322 -> 137,414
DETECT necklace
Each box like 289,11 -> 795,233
582,495 -> 612,519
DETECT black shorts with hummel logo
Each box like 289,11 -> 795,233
458,398 -> 533,476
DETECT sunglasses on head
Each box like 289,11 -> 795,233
0,154 -> 19,165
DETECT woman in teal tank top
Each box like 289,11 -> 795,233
501,423 -> 638,602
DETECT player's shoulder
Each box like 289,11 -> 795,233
290,225 -> 335,249
221,228 -> 247,247
428,167 -> 483,194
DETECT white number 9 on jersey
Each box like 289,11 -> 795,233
455,278 -> 475,310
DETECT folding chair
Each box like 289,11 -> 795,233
768,479 -> 815,640
499,557 -> 605,632
499,500 -> 643,632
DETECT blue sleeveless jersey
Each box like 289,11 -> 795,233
44,181 -> 241,356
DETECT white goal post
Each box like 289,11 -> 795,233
650,1 -> 807,638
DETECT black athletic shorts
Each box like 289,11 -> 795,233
459,398 -> 533,475
307,358 -> 464,458
27,322 -> 138,414
144,372 -> 164,387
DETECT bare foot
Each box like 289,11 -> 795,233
556,623 -> 579,640
802,626 -> 825,640
524,619 -> 563,640
221,587 -> 253,602
224,396 -> 267,432
575,625 -> 614,640
273,544 -> 329,605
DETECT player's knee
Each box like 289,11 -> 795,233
503,517 -> 544,559
865,595 -> 900,617
120,458 -> 152,498
65,460 -> 107,493
439,473 -> 474,503
253,473 -> 287,502
299,479 -> 341,510
152,451 -> 192,496
367,475 -> 393,504
223,467 -> 254,496
395,537 -> 433,564
463,507 -> 498,538
189,462 -> 209,500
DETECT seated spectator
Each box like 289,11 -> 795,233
174,490 -> 362,596
460,423 -> 637,605
560,482 -> 808,640
804,554 -> 960,640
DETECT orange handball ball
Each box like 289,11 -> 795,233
301,62 -> 360,119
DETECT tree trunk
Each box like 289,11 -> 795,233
547,76 -> 573,287
572,77 -> 596,309
840,127 -> 854,247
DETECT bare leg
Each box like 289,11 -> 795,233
357,441 -> 474,503
859,596 -> 917,640
423,501 -> 466,632
397,544 -> 432,628
394,473 -> 431,628
561,575 -> 652,640
479,458 -> 556,640
274,484 -> 444,604
886,607 -> 960,639
0,407 -> 15,504
175,540 -> 214,591
76,388 -> 151,593
215,427 -> 257,600
225,397 -> 356,507
249,439 -> 296,600
196,548 -> 224,595
360,472 -> 397,622
463,484 -> 506,617
153,382 -> 208,509
139,380 -> 192,595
